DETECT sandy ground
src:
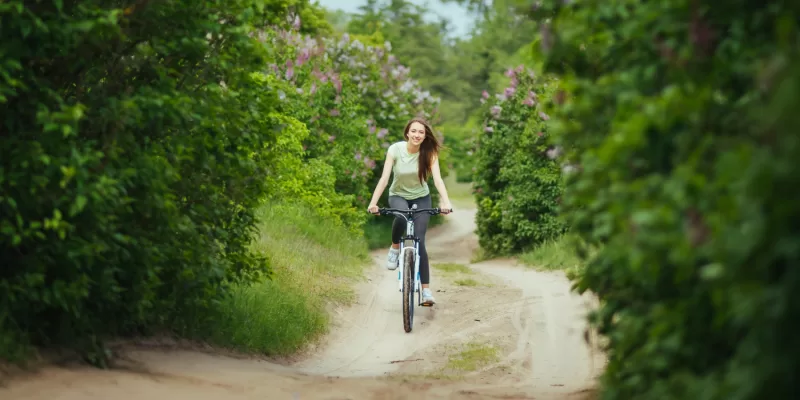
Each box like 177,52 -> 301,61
0,205 -> 605,400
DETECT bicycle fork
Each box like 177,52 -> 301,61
397,222 -> 421,294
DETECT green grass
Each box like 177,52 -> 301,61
454,278 -> 480,287
184,201 -> 370,356
443,174 -> 474,208
445,341 -> 499,372
518,234 -> 594,276
433,262 -> 473,274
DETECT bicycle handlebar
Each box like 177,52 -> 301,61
368,207 -> 453,217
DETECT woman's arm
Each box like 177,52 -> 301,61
368,151 -> 394,209
430,155 -> 452,212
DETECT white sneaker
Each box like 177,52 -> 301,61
421,288 -> 436,305
386,247 -> 400,270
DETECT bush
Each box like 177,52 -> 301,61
473,66 -> 566,255
530,1 -> 800,399
264,29 -> 448,210
0,0 -> 331,365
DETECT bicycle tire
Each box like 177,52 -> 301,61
402,247 -> 415,333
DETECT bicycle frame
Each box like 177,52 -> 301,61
375,205 -> 443,296
371,204 -> 451,332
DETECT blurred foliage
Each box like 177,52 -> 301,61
523,0 -> 800,399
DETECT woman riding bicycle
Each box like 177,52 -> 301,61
367,117 -> 453,306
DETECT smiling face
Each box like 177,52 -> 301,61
405,122 -> 426,146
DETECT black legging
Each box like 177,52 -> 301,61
389,194 -> 432,284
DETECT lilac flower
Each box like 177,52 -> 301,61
296,48 -> 310,65
504,67 -> 516,78
285,67 -> 294,80
523,97 -> 535,106
490,105 -> 502,117
354,152 -> 362,161
377,128 -> 388,139
504,87 -> 516,97
539,111 -> 550,121
329,109 -> 340,116
369,125 -> 376,133
484,126 -> 494,133
333,76 -> 342,93
328,135 -> 336,142
310,82 -> 317,94
482,90 -> 489,99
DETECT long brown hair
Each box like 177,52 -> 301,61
403,117 -> 441,184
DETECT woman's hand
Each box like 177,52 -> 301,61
440,201 -> 453,214
368,204 -> 380,214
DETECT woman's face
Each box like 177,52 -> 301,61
407,122 -> 426,146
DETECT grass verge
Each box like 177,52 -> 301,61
433,262 -> 473,274
182,201 -> 370,356
518,234 -> 589,274
454,278 -> 480,287
445,341 -> 499,372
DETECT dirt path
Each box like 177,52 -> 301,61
0,205 -> 604,399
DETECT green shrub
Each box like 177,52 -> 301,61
530,1 -> 800,399
0,0 -> 328,365
473,66 -> 566,255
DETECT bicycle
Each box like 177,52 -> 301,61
371,204 -> 451,333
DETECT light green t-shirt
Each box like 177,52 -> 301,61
388,141 -> 430,199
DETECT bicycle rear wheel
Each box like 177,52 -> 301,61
402,247 -> 415,333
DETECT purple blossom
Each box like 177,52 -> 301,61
354,152 -> 362,161
523,97 -> 535,106
484,126 -> 494,133
377,128 -> 389,139
504,67 -> 516,78
333,76 -> 342,93
296,48 -> 310,65
328,135 -> 336,142
504,87 -> 516,97
490,105 -> 502,117
329,108 -> 340,116
539,111 -> 550,121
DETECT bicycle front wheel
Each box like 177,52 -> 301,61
402,247 -> 415,333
